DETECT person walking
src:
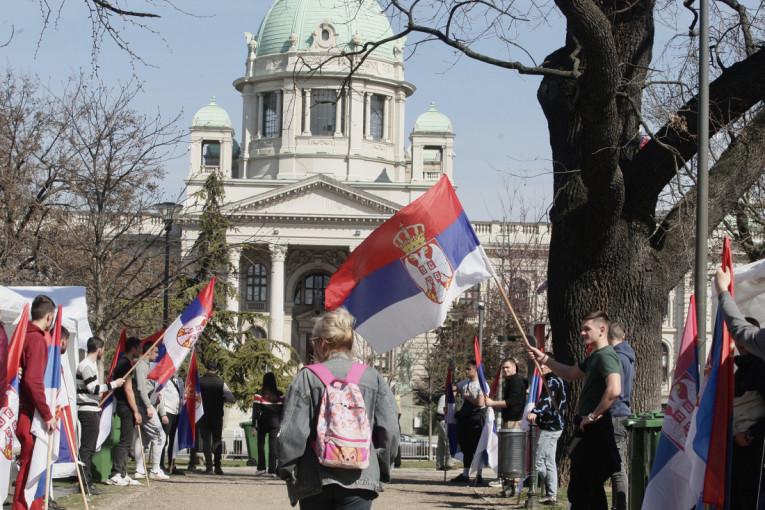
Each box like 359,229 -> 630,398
527,311 -> 621,510
607,322 -> 635,510
277,307 -> 399,509
133,343 -> 168,480
252,372 -> 283,476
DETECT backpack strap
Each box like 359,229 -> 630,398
305,362 -> 368,386
345,363 -> 367,385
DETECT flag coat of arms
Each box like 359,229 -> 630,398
96,328 -> 126,452
325,176 -> 495,353
0,304 -> 28,499
173,348 -> 204,458
148,278 -> 216,387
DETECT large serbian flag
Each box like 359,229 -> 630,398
325,176 -> 495,353
172,348 -> 204,458
0,304 -> 28,499
148,278 -> 216,387
471,337 -> 498,474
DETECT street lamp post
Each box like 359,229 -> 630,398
155,202 -> 180,328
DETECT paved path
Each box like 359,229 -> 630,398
56,467 -> 560,510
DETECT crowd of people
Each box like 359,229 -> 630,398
10,262 -> 765,510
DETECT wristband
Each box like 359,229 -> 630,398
587,413 -> 597,421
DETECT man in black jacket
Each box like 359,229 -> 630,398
198,361 -> 234,475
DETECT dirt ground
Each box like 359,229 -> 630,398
54,466 -> 566,510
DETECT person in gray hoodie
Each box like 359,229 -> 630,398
277,308 -> 399,509
133,343 -> 168,480
607,322 -> 635,510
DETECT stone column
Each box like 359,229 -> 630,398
256,92 -> 264,138
334,90 -> 343,136
276,90 -> 283,135
269,244 -> 287,343
227,246 -> 242,313
303,89 -> 312,135
364,93 -> 371,139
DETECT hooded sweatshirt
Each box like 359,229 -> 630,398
610,340 -> 636,417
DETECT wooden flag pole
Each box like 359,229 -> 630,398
136,425 -> 150,487
493,277 -> 561,414
61,414 -> 89,510
99,331 -> 167,408
44,430 -> 55,510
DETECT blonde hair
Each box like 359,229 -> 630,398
312,308 -> 356,360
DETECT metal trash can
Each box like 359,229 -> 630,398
627,412 -> 665,510
497,428 -> 527,478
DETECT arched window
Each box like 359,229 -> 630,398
252,327 -> 267,339
246,263 -> 268,302
369,94 -> 385,140
294,273 -> 331,306
661,342 -> 670,383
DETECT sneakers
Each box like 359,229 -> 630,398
106,474 -> 128,487
254,469 -> 267,475
134,471 -> 146,480
150,469 -> 170,480
266,472 -> 278,478
122,474 -> 142,486
488,479 -> 504,488
450,474 -> 470,484
539,495 -> 558,505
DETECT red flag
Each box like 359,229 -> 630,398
106,328 -> 127,383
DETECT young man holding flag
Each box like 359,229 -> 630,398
451,359 -> 486,485
527,311 -> 621,510
12,295 -> 57,510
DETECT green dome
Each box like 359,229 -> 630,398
255,0 -> 397,60
413,102 -> 452,132
192,97 -> 232,128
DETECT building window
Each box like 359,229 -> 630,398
262,92 -> 279,138
370,94 -> 385,140
246,263 -> 268,302
294,273 -> 331,306
310,89 -> 342,136
661,342 -> 670,384
252,327 -> 267,339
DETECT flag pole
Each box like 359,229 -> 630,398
44,430 -> 54,510
493,277 -> 560,413
99,332 -> 167,408
136,426 -> 150,487
61,413 -> 89,510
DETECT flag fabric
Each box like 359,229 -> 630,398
96,328 -> 127,452
324,176 -> 496,354
148,278 -> 216,387
445,367 -> 462,461
488,365 -> 502,398
641,296 -> 699,509
172,348 -> 204,458
470,337 -> 498,474
520,363 -> 543,431
0,304 -> 29,499
142,328 -> 167,366
24,306 -> 66,508
685,238 -> 735,508
55,368 -> 78,464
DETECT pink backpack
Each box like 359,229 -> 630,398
306,363 -> 372,469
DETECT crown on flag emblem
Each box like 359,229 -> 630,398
394,224 -> 427,255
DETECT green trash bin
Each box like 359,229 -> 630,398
90,412 -> 121,483
626,411 -> 664,510
239,421 -> 264,467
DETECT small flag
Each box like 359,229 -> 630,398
96,328 -> 127,452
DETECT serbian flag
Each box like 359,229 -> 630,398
96,328 -> 127,452
471,337 -> 498,474
0,304 -> 28,499
445,367 -> 462,461
521,362 -> 543,431
24,306 -> 64,508
325,176 -> 495,353
148,278 -> 216,387
642,296 -> 699,509
172,348 -> 204,458
55,367 -> 78,464
685,238 -> 735,508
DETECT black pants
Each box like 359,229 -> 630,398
257,426 -> 279,473
110,402 -> 135,477
78,410 -> 99,486
456,412 -> 485,471
568,414 -> 620,510
299,485 -> 375,510
160,413 -> 179,470
198,416 -> 223,469
732,437 -> 764,509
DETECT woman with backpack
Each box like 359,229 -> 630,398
252,372 -> 284,476
277,307 -> 400,509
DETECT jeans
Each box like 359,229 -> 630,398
257,426 -> 279,473
535,429 -> 562,497
298,485 -> 375,510
111,402 -> 135,478
78,411 -> 100,486
610,416 -> 628,510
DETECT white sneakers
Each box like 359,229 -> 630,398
150,469 -> 170,480
254,469 -> 267,475
107,474 -> 142,486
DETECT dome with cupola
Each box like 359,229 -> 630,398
413,102 -> 452,133
253,0 -> 399,60
192,97 -> 232,129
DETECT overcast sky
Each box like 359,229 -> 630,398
6,1 -> 568,221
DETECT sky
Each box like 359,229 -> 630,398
5,1 -> 566,221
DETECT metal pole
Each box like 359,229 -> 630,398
695,0 -> 710,378
163,218 -> 171,328
526,423 -> 540,508
477,301 -> 485,359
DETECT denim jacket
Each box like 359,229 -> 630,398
277,353 -> 400,506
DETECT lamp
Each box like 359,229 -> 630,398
155,202 -> 181,327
